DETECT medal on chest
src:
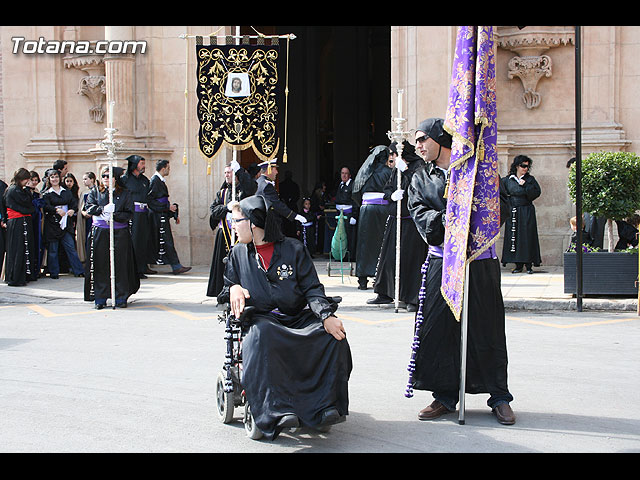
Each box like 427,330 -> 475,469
276,263 -> 294,280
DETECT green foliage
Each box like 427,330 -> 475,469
568,151 -> 640,221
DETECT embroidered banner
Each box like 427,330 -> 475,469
441,26 -> 500,321
196,43 -> 281,161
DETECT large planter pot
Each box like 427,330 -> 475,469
564,252 -> 639,296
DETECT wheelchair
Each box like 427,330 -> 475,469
215,297 -> 342,440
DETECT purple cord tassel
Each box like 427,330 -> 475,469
404,256 -> 430,398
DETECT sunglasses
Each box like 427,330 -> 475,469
415,135 -> 428,143
520,164 -> 530,169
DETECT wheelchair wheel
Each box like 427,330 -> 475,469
216,371 -> 235,424
243,404 -> 263,440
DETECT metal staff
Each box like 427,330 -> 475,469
100,100 -> 123,309
458,262 -> 470,424
386,89 -> 410,313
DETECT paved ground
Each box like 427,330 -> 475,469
1,259 -> 639,453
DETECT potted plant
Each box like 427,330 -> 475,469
565,151 -> 640,295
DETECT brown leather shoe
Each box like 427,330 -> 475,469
172,266 -> 192,275
493,403 -> 516,425
418,400 -> 453,421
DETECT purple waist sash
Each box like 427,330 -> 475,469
362,198 -> 389,205
92,218 -> 128,229
156,196 -> 169,204
134,202 -> 148,212
429,243 -> 497,260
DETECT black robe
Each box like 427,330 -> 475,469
83,187 -> 140,304
121,171 -> 152,274
353,159 -> 392,279
256,175 -> 297,238
206,168 -> 257,298
500,174 -> 542,267
218,237 -> 352,440
407,161 -> 512,405
373,157 -> 427,305
3,184 -> 37,286
147,174 -> 180,266
42,188 -> 78,243
0,179 -> 7,277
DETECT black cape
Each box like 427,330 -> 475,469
373,156 -> 427,305
352,148 -> 392,278
3,184 -> 37,285
121,171 -> 153,274
206,168 -> 257,298
83,187 -> 140,303
407,161 -> 512,403
500,174 -> 542,266
218,237 -> 352,440
147,174 -> 180,266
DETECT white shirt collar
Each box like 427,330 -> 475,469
153,172 -> 166,182
45,186 -> 66,194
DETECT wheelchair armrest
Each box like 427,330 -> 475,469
237,305 -> 256,326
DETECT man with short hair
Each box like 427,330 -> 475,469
406,118 -> 515,425
121,154 -> 155,279
147,159 -> 190,275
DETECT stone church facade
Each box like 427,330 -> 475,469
1,26 -> 638,266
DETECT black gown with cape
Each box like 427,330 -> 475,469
206,168 -> 256,298
372,145 -> 427,305
406,161 -> 512,406
83,186 -> 140,304
147,174 -> 180,267
121,168 -> 152,275
500,174 -> 542,267
352,146 -> 393,280
3,184 -> 37,286
218,237 -> 352,440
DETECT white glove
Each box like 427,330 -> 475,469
396,157 -> 407,172
391,189 -> 404,202
229,159 -> 241,172
103,203 -> 115,214
349,217 -> 357,225
294,214 -> 307,223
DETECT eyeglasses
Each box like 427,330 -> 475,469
415,135 -> 428,143
231,217 -> 249,224
520,164 -> 530,169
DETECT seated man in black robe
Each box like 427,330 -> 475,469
218,195 -> 352,440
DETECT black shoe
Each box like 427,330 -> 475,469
511,267 -> 522,274
406,303 -> 418,312
95,304 -> 105,310
116,301 -> 127,308
144,268 -> 157,274
319,407 -> 341,426
138,273 -> 148,279
276,414 -> 300,429
74,273 -> 84,278
527,269 -> 534,274
366,294 -> 393,305
50,275 -> 59,279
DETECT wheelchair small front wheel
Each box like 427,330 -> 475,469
216,371 -> 235,424
244,404 -> 263,440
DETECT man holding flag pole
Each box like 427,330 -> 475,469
404,26 -> 515,426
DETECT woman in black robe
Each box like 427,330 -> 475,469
27,171 -> 46,276
218,195 -> 352,440
83,167 -> 139,309
42,169 -> 85,279
368,141 -> 428,310
3,168 -> 37,286
500,155 -> 542,274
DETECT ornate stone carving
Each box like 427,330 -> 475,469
507,54 -> 552,109
64,51 -> 106,122
497,26 -> 574,110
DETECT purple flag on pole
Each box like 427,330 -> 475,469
442,26 -> 500,321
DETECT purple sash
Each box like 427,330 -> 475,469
134,202 -> 148,213
156,196 -> 169,204
93,218 -> 128,229
362,198 -> 389,205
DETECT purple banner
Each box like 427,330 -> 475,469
442,26 -> 500,321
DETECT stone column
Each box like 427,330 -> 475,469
104,26 -> 135,139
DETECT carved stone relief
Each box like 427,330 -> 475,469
63,49 -> 106,123
496,26 -> 574,110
